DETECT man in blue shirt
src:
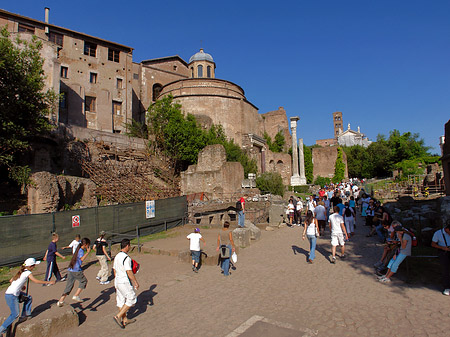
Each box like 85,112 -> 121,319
431,222 -> 450,296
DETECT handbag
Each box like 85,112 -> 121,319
231,252 -> 237,263
18,279 -> 29,303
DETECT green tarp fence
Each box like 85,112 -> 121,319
0,196 -> 187,266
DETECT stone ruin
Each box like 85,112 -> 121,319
181,144 -> 244,199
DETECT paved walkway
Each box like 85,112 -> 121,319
2,215 -> 450,336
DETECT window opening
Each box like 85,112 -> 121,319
85,96 -> 96,112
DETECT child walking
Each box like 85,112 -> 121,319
43,233 -> 66,284
187,228 -> 206,272
57,238 -> 91,306
62,234 -> 81,254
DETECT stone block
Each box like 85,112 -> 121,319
244,220 -> 261,241
0,306 -> 79,337
178,250 -> 220,266
232,228 -> 251,248
269,202 -> 285,226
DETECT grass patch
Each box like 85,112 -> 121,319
0,266 -> 14,289
131,229 -> 179,245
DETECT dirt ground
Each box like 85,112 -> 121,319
1,214 -> 449,337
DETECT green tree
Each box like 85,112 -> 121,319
0,28 -> 56,185
314,176 -> 331,187
263,131 -> 285,153
303,145 -> 314,184
332,147 -> 345,183
255,172 -> 284,196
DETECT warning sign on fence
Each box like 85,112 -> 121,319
72,215 -> 80,228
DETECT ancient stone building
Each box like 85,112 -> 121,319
312,147 -> 348,180
2,8 -> 292,185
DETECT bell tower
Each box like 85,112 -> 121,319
333,111 -> 343,139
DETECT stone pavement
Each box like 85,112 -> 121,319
2,214 -> 450,337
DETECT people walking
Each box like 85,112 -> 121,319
343,202 -> 355,237
329,206 -> 349,263
0,258 -> 55,335
93,231 -> 112,285
57,238 -> 91,306
216,221 -> 235,276
43,233 -> 66,284
187,228 -> 206,272
302,211 -> 320,264
314,201 -> 327,235
113,239 -> 139,329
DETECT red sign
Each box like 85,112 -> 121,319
72,215 -> 80,228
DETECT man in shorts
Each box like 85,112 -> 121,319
329,206 -> 349,263
113,239 -> 139,329
187,228 -> 206,272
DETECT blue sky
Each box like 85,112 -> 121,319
3,0 -> 449,153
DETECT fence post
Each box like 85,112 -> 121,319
136,225 -> 140,253
52,212 -> 56,233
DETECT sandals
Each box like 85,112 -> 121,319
124,319 -> 136,326
113,316 -> 125,329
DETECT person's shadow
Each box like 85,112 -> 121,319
291,245 -> 308,257
128,284 -> 158,319
84,286 -> 115,312
31,299 -> 58,316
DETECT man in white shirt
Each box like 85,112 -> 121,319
431,223 -> 450,295
187,228 -> 206,272
314,202 -> 327,235
328,206 -> 349,263
113,239 -> 139,329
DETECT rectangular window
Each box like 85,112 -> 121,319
18,24 -> 34,34
60,66 -> 68,78
133,73 -> 139,80
84,42 -> 97,57
59,91 -> 68,109
85,96 -> 96,112
116,78 -> 123,89
108,48 -> 120,62
89,72 -> 97,84
49,32 -> 63,46
113,101 -> 122,115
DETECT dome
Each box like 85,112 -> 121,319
189,48 -> 214,63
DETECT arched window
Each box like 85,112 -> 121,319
191,67 -> 194,78
207,66 -> 211,78
152,83 -> 163,101
197,65 -> 203,78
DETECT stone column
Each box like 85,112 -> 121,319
298,138 -> 307,184
290,117 -> 302,186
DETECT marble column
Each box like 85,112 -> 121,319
290,117 -> 302,186
298,138 -> 307,184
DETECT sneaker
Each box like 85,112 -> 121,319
193,268 -> 198,273
60,276 -> 67,282
72,296 -> 82,302
377,275 -> 386,280
308,259 -> 313,264
57,301 -> 64,307
340,254 -> 346,259
99,280 -> 110,285
96,276 -> 101,281
379,277 -> 391,283
443,289 -> 450,296
331,257 -> 336,264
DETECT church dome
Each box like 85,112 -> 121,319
189,48 -> 214,63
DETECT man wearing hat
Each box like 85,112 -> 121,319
187,228 -> 206,273
93,231 -> 112,284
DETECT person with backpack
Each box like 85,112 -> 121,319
113,239 -> 139,329
431,222 -> 450,296
236,196 -> 246,228
216,221 -> 235,276
343,202 -> 355,237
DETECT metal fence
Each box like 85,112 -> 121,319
0,196 -> 187,266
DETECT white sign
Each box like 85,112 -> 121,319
146,200 -> 155,219
72,215 -> 80,228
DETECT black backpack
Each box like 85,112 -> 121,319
236,200 -> 242,211
345,207 -> 352,217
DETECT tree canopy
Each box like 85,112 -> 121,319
0,28 -> 56,185
343,129 -> 439,179
263,131 -> 286,153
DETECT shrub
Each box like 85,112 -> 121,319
314,176 -> 331,187
256,172 -> 284,196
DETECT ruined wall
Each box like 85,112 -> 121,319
315,138 -> 337,147
181,144 -> 244,198
262,107 -> 291,151
265,151 -> 292,186
312,146 -> 348,179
